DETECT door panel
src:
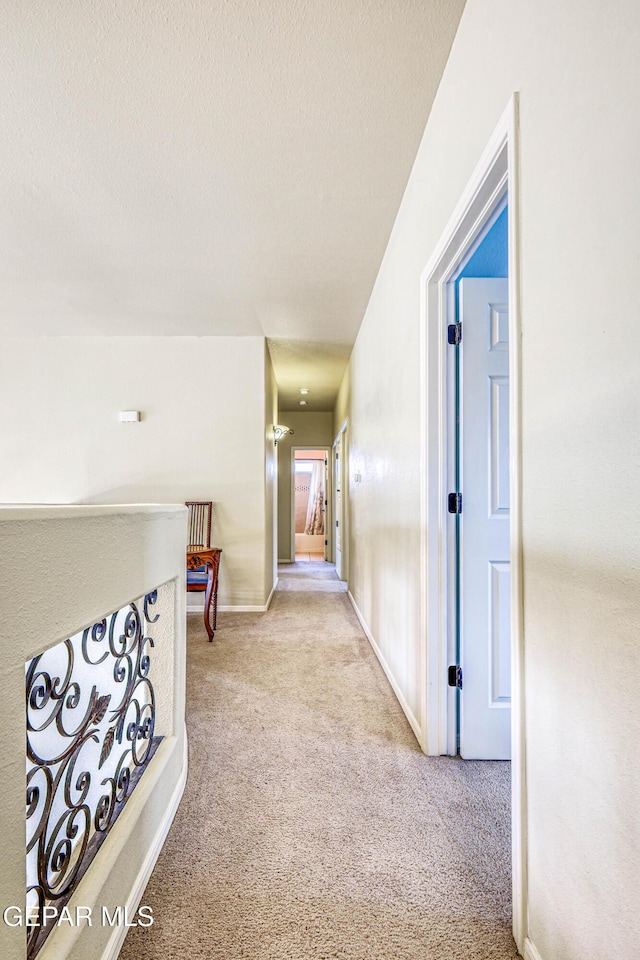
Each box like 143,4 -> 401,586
490,376 -> 510,516
459,278 -> 511,760
489,560 -> 511,704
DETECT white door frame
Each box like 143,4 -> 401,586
290,446 -> 331,561
419,95 -> 527,952
332,419 -> 348,579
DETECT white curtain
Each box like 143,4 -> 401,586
304,461 -> 324,535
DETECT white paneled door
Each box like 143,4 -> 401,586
324,454 -> 330,561
459,278 -> 511,760
334,432 -> 343,578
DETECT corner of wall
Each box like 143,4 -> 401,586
264,342 -> 278,603
333,362 -> 351,439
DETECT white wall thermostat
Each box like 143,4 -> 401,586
119,411 -> 141,422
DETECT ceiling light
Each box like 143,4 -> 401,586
299,388 -> 309,395
299,400 -> 308,406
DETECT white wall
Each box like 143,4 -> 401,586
276,411 -> 333,560
338,2 -> 640,958
0,336 -> 273,607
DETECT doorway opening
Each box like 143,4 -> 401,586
292,448 -> 329,562
450,199 -> 509,760
420,96 -> 526,952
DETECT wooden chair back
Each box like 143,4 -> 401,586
186,501 -> 212,550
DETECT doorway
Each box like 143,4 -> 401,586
452,224 -> 510,760
291,448 -> 329,562
420,96 -> 526,952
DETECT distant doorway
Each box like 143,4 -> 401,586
292,449 -> 329,561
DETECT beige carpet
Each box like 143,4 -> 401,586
120,561 -> 517,960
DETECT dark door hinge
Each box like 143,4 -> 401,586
448,492 -> 462,514
448,665 -> 463,689
448,322 -> 462,345
324,539 -> 328,546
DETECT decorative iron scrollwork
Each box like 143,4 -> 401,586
25,589 -> 164,959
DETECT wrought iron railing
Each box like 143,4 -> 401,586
25,587 -> 166,959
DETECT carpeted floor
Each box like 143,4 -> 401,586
120,561 -> 517,960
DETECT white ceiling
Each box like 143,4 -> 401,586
2,0 -> 465,410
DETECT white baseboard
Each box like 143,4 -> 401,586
187,578 -> 278,615
523,938 -> 543,960
100,729 -> 189,960
265,578 -> 277,610
187,604 -> 268,613
217,604 -> 266,613
347,591 -> 425,750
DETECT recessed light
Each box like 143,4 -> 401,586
299,388 -> 310,395
299,400 -> 308,406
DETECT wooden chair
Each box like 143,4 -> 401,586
185,501 -> 222,641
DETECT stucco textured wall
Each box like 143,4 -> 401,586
337,1 -> 640,957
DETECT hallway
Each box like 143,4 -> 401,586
120,561 -> 516,960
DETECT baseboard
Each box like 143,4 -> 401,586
277,558 -> 293,564
100,728 -> 189,960
188,604 -> 270,613
523,938 -> 543,960
218,604 -> 266,613
186,579 -> 277,616
347,591 -> 425,750
265,578 -> 277,609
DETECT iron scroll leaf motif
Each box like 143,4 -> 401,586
25,589 -> 163,960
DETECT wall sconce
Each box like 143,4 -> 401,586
273,424 -> 294,445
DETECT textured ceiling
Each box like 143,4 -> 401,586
2,0 -> 465,410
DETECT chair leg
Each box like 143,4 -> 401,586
211,579 -> 219,632
203,563 -> 215,641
